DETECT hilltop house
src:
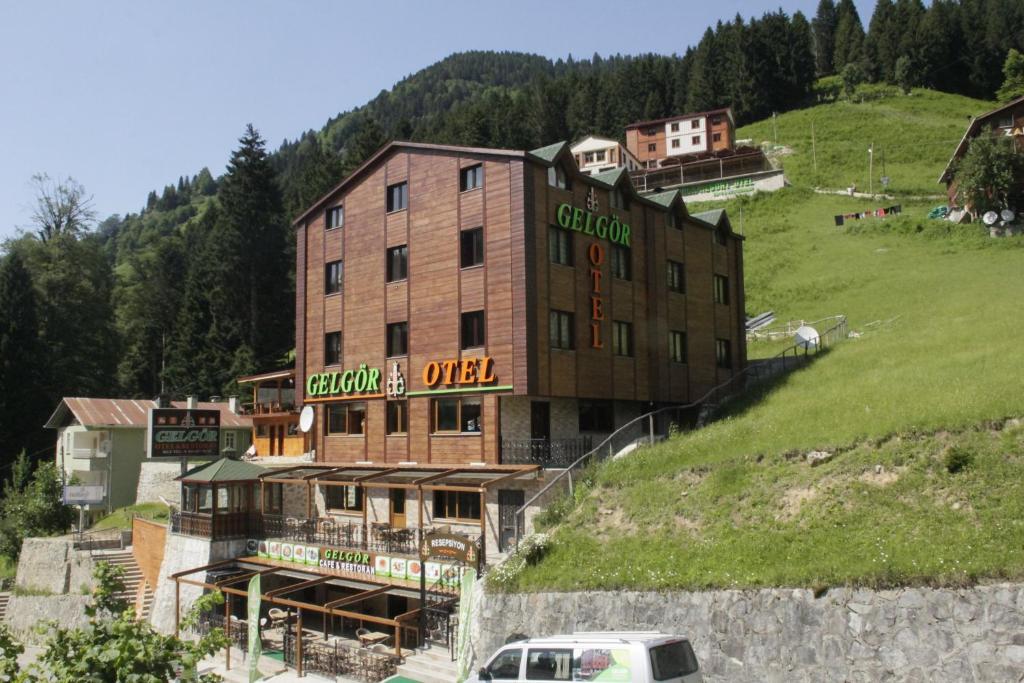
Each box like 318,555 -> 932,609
570,135 -> 642,175
625,107 -> 736,169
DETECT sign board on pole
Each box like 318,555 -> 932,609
63,485 -> 105,505
149,408 -> 220,458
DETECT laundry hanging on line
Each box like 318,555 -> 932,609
834,205 -> 902,226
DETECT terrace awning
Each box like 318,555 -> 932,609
258,464 -> 540,492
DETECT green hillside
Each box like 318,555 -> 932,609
500,94 -> 1024,592
738,88 -> 991,195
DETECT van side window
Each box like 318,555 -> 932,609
526,649 -> 573,680
487,649 -> 522,680
576,647 -> 630,679
649,640 -> 699,680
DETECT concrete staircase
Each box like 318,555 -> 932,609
95,550 -> 146,615
0,592 -> 9,621
395,645 -> 460,683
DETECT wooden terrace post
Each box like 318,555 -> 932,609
296,607 -> 304,677
479,489 -> 487,566
395,621 -> 401,658
174,579 -> 180,635
306,482 -> 312,519
362,488 -> 368,547
225,592 -> 231,670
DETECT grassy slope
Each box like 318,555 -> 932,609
510,90 -> 1024,592
737,88 -> 990,195
90,502 -> 169,531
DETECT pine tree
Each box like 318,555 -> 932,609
341,115 -> 388,176
0,252 -> 47,473
833,0 -> 866,72
997,48 -> 1024,102
865,0 -> 898,82
812,0 -> 839,77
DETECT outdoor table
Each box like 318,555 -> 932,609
357,631 -> 390,648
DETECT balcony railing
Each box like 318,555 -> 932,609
170,511 -> 262,539
501,436 -> 593,468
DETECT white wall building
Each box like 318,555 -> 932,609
570,135 -> 641,176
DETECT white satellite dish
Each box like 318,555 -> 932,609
1000,209 -> 1015,223
299,405 -> 315,433
982,211 -> 999,226
794,325 -> 820,350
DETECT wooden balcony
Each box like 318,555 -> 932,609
170,511 -> 262,540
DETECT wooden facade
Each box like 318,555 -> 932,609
293,141 -> 746,467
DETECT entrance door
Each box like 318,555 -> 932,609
276,424 -> 285,455
390,489 -> 407,528
530,401 -> 550,440
498,489 -> 525,553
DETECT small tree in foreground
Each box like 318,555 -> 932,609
997,48 -> 1024,103
0,452 -> 74,562
954,135 -> 1024,216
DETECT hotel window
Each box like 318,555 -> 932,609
461,228 -> 484,268
667,260 -> 685,293
325,260 -> 343,295
692,136 -> 700,145
549,310 -> 574,350
647,143 -> 656,152
325,331 -> 342,366
547,166 -> 570,190
691,119 -> 700,129
671,139 -> 680,149
326,205 -> 344,230
460,164 -> 483,192
461,310 -> 485,349
579,399 -> 614,432
670,330 -> 687,363
713,132 -> 722,143
670,122 -> 680,132
610,188 -> 630,210
433,490 -> 481,521
386,401 -> 408,434
611,245 -> 631,281
224,431 -> 236,450
431,397 -> 482,433
714,274 -> 729,305
716,338 -> 732,369
613,321 -> 633,357
326,402 -> 366,435
711,115 -> 722,125
386,181 -> 408,212
263,483 -> 283,514
548,226 -> 573,266
594,150 -> 606,162
584,152 -> 595,163
386,245 -> 408,282
325,485 -> 363,512
387,322 -> 408,357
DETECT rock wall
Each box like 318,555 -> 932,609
136,461 -> 183,506
15,538 -> 96,595
148,533 -> 247,634
4,595 -> 92,644
472,585 -> 1024,682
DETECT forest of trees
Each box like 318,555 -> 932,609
1,0 -> 1022,476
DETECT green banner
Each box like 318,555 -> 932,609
248,574 -> 262,682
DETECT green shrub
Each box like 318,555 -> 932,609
945,447 -> 972,474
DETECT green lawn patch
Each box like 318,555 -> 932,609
90,502 -> 169,531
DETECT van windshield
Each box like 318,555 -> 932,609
649,641 -> 698,680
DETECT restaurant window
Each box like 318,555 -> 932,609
387,322 -> 408,357
460,164 -> 483,192
547,165 -> 570,190
716,338 -> 732,369
667,260 -> 685,293
431,397 -> 482,433
714,274 -> 729,305
461,310 -> 485,349
325,260 -> 343,295
386,401 -> 408,435
386,181 -> 408,212
325,485 -> 363,512
692,136 -> 700,145
548,226 -> 573,266
670,330 -> 687,364
611,245 -> 631,281
387,245 -> 408,282
263,483 -> 283,514
647,143 -> 656,152
326,205 -> 344,230
325,331 -> 342,366
460,228 -> 484,268
670,122 -> 679,132
433,490 -> 481,521
549,310 -> 574,350
579,399 -> 614,432
671,139 -> 680,149
613,321 -> 633,357
525,649 -> 573,681
326,402 -> 366,435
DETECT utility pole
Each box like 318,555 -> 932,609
772,112 -> 778,144
868,142 -> 874,196
811,121 -> 818,187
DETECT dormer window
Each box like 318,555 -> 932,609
548,166 -> 570,190
610,187 -> 630,210
666,210 -> 677,230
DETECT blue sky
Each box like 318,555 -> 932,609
0,1 -> 874,241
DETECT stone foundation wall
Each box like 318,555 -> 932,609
472,585 -> 1024,682
5,595 -> 92,644
136,461 -> 183,506
15,538 -> 96,595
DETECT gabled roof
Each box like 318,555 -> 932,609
589,167 -> 628,187
646,189 -> 682,208
939,95 -> 1024,183
178,458 -> 268,484
292,141 -> 526,226
691,208 -> 739,239
44,398 -> 253,430
528,141 -> 567,164
626,107 -> 734,131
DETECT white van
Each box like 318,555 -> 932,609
467,631 -> 702,682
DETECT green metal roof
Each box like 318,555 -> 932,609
692,208 -> 725,224
589,167 -> 627,187
177,458 -> 268,483
527,141 -> 567,164
647,189 -> 681,207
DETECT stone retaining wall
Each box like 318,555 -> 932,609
15,538 -> 96,595
472,585 -> 1024,682
5,594 -> 92,644
136,461 -> 183,506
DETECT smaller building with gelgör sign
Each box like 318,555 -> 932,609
149,408 -> 221,458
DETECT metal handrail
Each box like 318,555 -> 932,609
513,315 -> 848,547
